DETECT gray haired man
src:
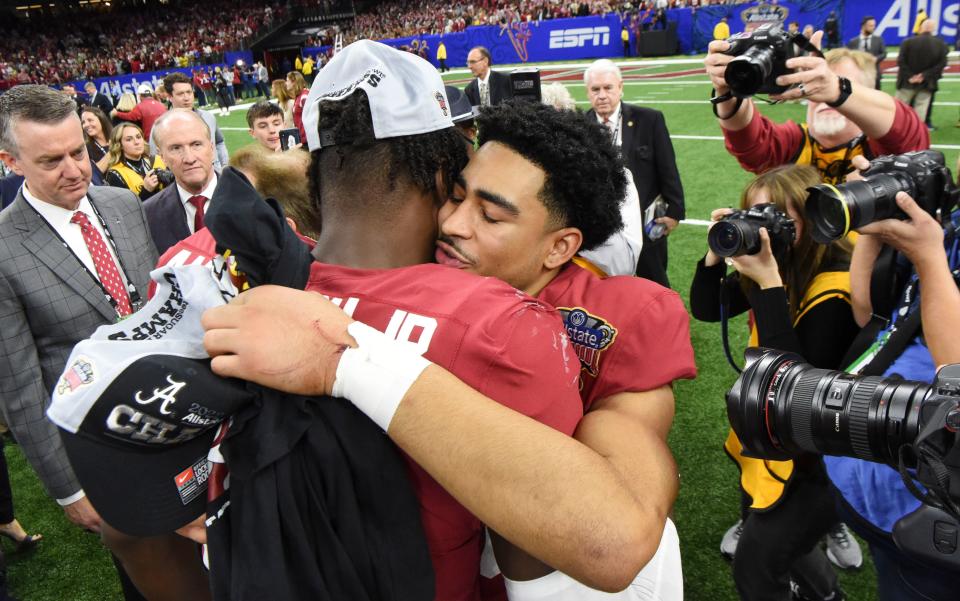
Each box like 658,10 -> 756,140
0,84 -> 157,600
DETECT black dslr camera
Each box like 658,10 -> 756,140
723,24 -> 805,97
727,348 -> 960,570
805,150 -> 958,244
707,202 -> 796,258
153,168 -> 176,187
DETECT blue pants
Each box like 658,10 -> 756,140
837,498 -> 958,600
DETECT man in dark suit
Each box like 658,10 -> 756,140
583,59 -> 684,288
143,109 -> 219,255
84,81 -> 114,116
0,84 -> 157,600
896,18 -> 949,124
463,46 -> 512,107
847,16 -> 886,89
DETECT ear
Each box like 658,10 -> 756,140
543,227 -> 582,270
0,150 -> 23,177
285,217 -> 299,233
248,129 -> 255,139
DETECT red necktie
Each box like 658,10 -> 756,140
70,211 -> 132,317
189,195 -> 207,232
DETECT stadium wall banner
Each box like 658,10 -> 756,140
365,15 -> 625,67
865,0 -> 960,44
690,0 -> 959,51
64,49 -> 254,99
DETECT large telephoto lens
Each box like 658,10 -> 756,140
708,220 -> 760,257
726,348 -> 931,464
726,45 -> 776,97
805,173 -> 914,244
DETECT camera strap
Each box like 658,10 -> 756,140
841,246 -> 911,375
788,32 -> 825,60
710,88 -> 744,121
719,278 -> 743,374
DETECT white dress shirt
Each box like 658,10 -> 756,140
478,70 -> 492,106
579,167 -> 644,276
595,102 -> 623,147
176,173 -> 218,234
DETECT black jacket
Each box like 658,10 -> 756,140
587,103 -> 685,219
209,395 -> 434,601
463,69 -> 512,106
87,91 -> 114,116
586,103 -> 684,286
142,182 -> 191,255
897,33 -> 950,91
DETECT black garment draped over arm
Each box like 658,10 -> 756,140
690,256 -> 859,369
748,286 -> 859,369
689,256 -> 750,322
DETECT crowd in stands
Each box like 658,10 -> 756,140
344,0 -> 759,42
1,0 -> 783,88
0,0 -> 285,89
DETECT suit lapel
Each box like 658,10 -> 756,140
14,192 -> 117,321
620,104 -> 635,156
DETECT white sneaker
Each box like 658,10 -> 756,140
720,519 -> 743,559
825,523 -> 863,569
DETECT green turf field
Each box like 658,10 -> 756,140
10,55 -> 960,600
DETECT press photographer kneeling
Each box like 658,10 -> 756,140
727,151 -> 960,600
690,164 -> 859,601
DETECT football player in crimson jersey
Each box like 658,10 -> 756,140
436,101 -> 696,599
141,42 -> 668,601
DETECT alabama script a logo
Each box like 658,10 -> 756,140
135,375 -> 186,416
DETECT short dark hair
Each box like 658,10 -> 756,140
308,90 -> 468,217
163,72 -> 193,95
470,46 -> 492,65
0,84 -> 78,156
861,15 -> 875,26
476,101 -> 625,251
246,101 -> 284,129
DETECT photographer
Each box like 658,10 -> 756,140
690,164 -> 859,601
704,33 -> 929,183
822,156 -> 960,600
104,122 -> 167,201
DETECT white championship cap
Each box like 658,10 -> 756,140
137,82 -> 153,95
302,40 -> 454,151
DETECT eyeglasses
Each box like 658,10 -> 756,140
467,58 -> 487,65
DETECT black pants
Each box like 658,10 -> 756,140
635,237 -> 670,288
0,437 -> 13,525
439,58 -> 448,72
733,461 -> 840,601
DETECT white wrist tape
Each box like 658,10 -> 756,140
331,321 -> 432,431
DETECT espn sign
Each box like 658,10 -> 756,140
549,26 -> 610,49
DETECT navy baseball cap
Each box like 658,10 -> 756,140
48,265 -> 253,536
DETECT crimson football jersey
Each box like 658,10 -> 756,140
305,261 -> 582,601
538,263 -> 696,411
155,234 -> 583,600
